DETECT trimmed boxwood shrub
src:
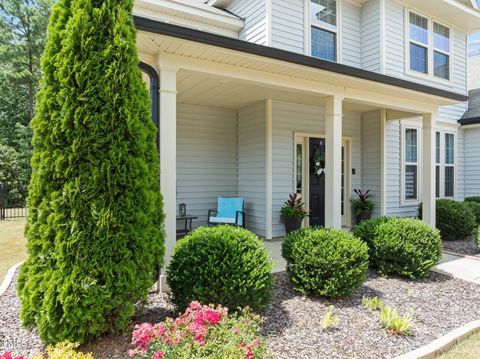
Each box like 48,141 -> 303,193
465,196 -> 480,204
436,199 -> 476,241
476,226 -> 480,247
167,226 -> 274,312
281,227 -> 369,298
352,216 -> 390,258
418,199 -> 476,241
373,218 -> 442,279
466,201 -> 480,226
17,0 -> 164,344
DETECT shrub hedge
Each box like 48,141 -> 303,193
418,199 -> 476,241
352,216 -> 390,259
466,201 -> 480,227
282,227 -> 369,297
373,218 -> 442,278
167,226 -> 274,312
18,0 -> 164,344
465,196 -> 480,204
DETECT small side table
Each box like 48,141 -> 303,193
176,215 -> 198,238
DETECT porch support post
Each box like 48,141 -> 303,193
324,95 -> 343,229
422,112 -> 437,226
158,62 -> 178,278
265,99 -> 273,240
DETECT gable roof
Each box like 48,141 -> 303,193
460,89 -> 480,125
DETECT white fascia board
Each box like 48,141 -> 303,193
135,0 -> 244,32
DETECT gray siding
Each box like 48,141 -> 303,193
361,110 -> 382,217
342,1 -> 362,68
361,0 -> 381,72
271,100 -> 362,237
227,0 -> 267,45
271,0 -> 305,53
176,104 -> 238,229
465,127 -> 480,197
238,101 -> 267,236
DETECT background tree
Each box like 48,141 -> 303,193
0,0 -> 53,204
18,0 -> 164,344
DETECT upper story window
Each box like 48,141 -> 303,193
310,0 -> 337,62
408,11 -> 451,81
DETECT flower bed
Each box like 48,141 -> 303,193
128,302 -> 266,359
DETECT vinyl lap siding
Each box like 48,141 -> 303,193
342,1 -> 361,68
176,104 -> 238,229
271,100 -> 362,237
361,0 -> 381,72
271,0 -> 305,53
227,0 -> 267,45
238,102 -> 267,236
465,127 -> 480,197
361,110 -> 381,217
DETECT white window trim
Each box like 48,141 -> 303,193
305,0 -> 342,63
436,130 -> 456,198
400,123 -> 422,206
404,7 -> 453,86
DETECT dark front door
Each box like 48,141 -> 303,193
309,138 -> 325,227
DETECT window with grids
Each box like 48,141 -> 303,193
408,11 -> 450,80
435,131 -> 455,198
310,0 -> 337,62
404,128 -> 419,201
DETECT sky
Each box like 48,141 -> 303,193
469,32 -> 480,57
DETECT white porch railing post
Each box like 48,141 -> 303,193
422,112 -> 437,226
158,61 -> 178,290
324,96 -> 343,229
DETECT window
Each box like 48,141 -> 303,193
404,128 -> 419,201
409,13 -> 428,74
433,23 -> 450,80
435,131 -> 455,198
444,133 -> 455,197
408,11 -> 451,80
296,143 -> 303,194
310,0 -> 337,62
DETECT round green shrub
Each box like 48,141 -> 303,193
436,199 -> 476,241
373,218 -> 442,279
466,201 -> 480,227
167,226 -> 274,312
352,216 -> 390,258
282,227 -> 369,297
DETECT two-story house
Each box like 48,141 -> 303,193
132,0 -> 480,262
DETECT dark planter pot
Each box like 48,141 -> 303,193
355,210 -> 373,225
284,217 -> 303,234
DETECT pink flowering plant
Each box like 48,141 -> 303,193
128,301 -> 266,359
0,354 -> 27,359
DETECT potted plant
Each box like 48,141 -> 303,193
351,189 -> 374,224
281,193 -> 308,234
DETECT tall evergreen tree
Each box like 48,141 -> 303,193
18,0 -> 164,344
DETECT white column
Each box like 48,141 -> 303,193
265,99 -> 273,239
422,112 -> 437,226
324,96 -> 343,229
158,63 -> 178,272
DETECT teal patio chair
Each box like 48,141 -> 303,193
208,197 -> 245,227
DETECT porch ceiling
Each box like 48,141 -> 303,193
177,69 -> 378,112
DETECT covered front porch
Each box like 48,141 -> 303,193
135,19 -> 462,270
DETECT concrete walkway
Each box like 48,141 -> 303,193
437,253 -> 480,284
265,239 -> 480,284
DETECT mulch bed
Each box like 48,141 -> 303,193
442,236 -> 480,258
2,270 -> 480,359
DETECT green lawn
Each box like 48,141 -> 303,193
0,218 -> 27,283
440,332 -> 480,359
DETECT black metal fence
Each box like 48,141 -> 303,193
0,206 -> 27,220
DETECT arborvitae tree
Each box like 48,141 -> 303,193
18,0 -> 164,344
